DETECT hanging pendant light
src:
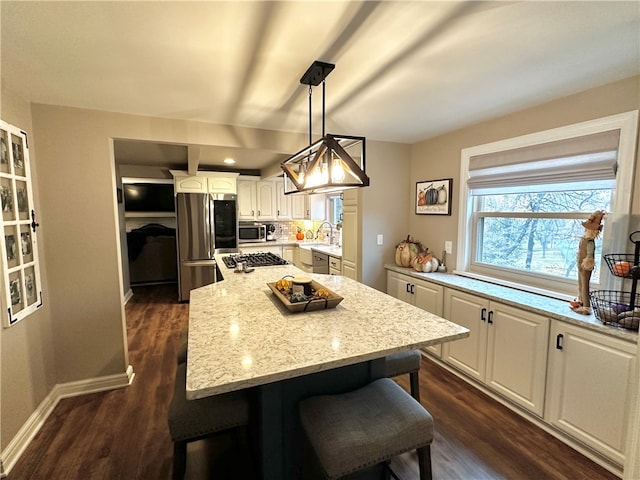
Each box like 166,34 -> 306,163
282,61 -> 369,195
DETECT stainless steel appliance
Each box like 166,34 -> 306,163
222,252 -> 288,269
312,251 -> 329,274
238,222 -> 266,243
176,192 -> 237,302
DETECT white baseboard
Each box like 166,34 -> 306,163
0,366 -> 134,477
123,288 -> 134,304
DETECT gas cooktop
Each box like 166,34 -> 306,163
222,252 -> 289,269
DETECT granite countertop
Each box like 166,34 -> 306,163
385,264 -> 638,343
185,258 -> 469,399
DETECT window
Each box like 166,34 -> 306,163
458,112 -> 638,298
327,194 -> 343,226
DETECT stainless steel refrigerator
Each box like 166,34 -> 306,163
176,192 -> 238,302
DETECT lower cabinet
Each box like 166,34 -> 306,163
282,246 -> 295,263
386,271 -> 443,356
329,255 -> 342,275
442,288 -> 549,416
545,320 -> 636,467
385,267 -> 636,470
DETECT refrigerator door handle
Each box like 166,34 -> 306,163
182,260 -> 217,267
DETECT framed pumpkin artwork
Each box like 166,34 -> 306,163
416,178 -> 452,215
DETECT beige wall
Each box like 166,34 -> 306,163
29,104 -> 314,387
0,87 -> 56,452
409,76 -> 640,271
360,140 -> 411,291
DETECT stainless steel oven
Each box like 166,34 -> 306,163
238,223 -> 266,243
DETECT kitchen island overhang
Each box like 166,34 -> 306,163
186,257 -> 469,400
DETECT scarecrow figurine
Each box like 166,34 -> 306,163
570,210 -> 606,315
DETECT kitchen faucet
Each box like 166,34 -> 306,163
316,221 -> 334,245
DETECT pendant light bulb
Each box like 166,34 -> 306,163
331,156 -> 345,183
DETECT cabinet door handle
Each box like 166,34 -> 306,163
488,310 -> 493,324
406,283 -> 411,293
481,307 -> 487,321
556,333 -> 564,350
410,284 -> 415,295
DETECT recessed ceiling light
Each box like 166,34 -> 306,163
224,158 -> 236,164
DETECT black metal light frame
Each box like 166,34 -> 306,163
281,61 -> 369,195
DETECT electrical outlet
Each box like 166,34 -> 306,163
445,241 -> 453,254
377,234 -> 384,245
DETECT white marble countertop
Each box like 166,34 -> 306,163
186,259 -> 469,399
385,264 -> 638,343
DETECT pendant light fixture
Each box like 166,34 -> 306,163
282,60 -> 369,195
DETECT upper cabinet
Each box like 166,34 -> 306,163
170,171 -> 238,194
237,178 -> 278,221
290,193 -> 326,220
237,178 -> 320,221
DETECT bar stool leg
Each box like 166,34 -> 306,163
410,371 -> 421,403
417,445 -> 432,480
173,441 -> 187,480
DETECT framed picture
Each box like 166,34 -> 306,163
416,178 -> 452,215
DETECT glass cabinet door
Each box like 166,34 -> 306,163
0,120 -> 42,326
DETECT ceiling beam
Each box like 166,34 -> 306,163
187,145 -> 200,175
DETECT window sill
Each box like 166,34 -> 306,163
452,270 -> 574,302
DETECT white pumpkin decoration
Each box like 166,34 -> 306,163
437,185 -> 448,205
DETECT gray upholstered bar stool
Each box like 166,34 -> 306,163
299,377 -> 434,480
385,348 -> 422,402
167,363 -> 250,480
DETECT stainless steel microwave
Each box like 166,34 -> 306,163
238,223 -> 266,243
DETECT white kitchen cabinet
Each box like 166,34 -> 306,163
282,246 -> 295,263
275,179 -> 292,220
442,288 -> 549,416
237,180 -> 257,220
329,255 -> 342,275
238,179 -> 280,221
545,320 -> 636,466
341,190 -> 359,281
256,180 -> 277,220
207,175 -> 237,194
386,271 -> 443,356
296,247 -> 314,273
171,171 -> 238,194
291,193 -> 326,220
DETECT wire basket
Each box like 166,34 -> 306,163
603,254 -> 640,279
589,290 -> 640,330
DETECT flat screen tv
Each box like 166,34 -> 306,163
123,183 -> 175,213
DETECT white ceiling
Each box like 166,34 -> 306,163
2,1 -> 639,171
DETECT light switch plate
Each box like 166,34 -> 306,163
377,234 -> 384,245
445,241 -> 453,254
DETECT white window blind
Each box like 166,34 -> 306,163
467,130 -> 620,194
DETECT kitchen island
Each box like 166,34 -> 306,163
186,258 -> 469,479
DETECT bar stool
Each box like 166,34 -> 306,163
299,377 -> 434,480
176,327 -> 188,364
167,363 -> 249,480
385,349 -> 422,402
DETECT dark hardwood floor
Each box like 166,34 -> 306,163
7,284 -> 619,480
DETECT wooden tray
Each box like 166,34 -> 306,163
267,280 -> 343,313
